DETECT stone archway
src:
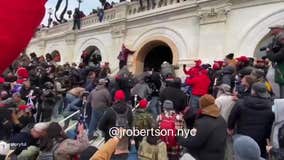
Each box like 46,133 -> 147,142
76,38 -> 106,63
254,34 -> 272,58
238,9 -> 284,57
144,43 -> 172,72
134,36 -> 178,74
81,45 -> 102,66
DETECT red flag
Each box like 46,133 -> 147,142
0,0 -> 46,73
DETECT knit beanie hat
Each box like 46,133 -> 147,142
163,100 -> 174,111
139,99 -> 148,109
16,67 -> 29,79
236,56 -> 249,63
199,94 -> 220,118
114,90 -> 126,101
226,53 -> 234,60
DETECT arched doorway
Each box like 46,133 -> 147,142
144,44 -> 173,72
81,45 -> 102,66
254,34 -> 272,58
134,38 -> 178,74
238,9 -> 284,57
84,46 -> 101,54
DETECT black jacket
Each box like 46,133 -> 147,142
221,65 -> 235,87
160,86 -> 187,113
98,101 -> 133,141
228,96 -> 274,157
177,115 -> 227,160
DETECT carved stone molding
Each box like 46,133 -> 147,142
198,3 -> 231,25
37,40 -> 46,50
65,32 -> 76,45
111,23 -> 126,38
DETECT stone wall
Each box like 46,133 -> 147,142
26,0 -> 284,75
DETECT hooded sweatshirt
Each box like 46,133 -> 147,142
233,135 -> 265,160
98,101 -> 133,141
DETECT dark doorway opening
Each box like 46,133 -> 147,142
144,45 -> 173,72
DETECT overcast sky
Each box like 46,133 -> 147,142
42,0 -> 118,25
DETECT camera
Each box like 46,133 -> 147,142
260,47 -> 267,51
260,43 -> 281,53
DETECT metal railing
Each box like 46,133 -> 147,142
57,109 -> 105,148
57,97 -> 140,148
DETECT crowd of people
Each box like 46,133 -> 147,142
0,25 -> 284,160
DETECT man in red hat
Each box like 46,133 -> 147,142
186,69 -> 211,109
99,90 -> 133,141
13,105 -> 34,132
133,99 -> 154,149
16,67 -> 29,84
183,59 -> 203,77
236,56 -> 254,77
213,60 -> 223,71
212,60 -> 224,97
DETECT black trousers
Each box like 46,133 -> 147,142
73,19 -> 81,30
119,60 -> 127,69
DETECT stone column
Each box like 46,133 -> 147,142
64,32 -> 76,63
110,2 -> 129,73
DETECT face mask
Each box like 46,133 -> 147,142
272,105 -> 276,113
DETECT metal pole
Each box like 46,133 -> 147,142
48,13 -> 51,27
78,0 -> 81,10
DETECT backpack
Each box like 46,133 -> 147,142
134,111 -> 152,130
159,114 -> 178,148
112,107 -> 129,128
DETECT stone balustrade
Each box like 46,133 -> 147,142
32,0 -> 201,40
127,0 -> 188,16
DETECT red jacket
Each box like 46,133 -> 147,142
186,73 -> 211,96
183,66 -> 202,77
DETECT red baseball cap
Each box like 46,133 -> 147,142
236,56 -> 249,63
194,59 -> 202,66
